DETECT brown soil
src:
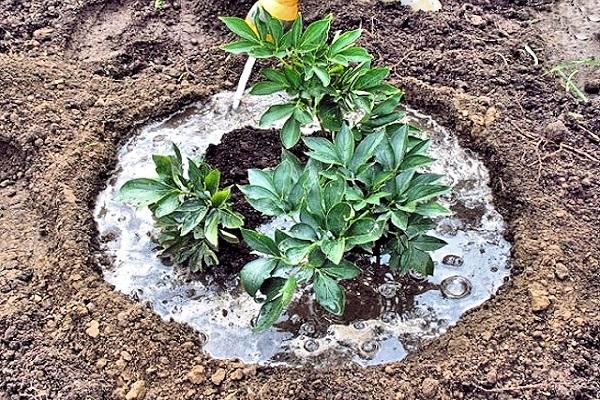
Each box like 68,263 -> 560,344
1,0 -> 599,399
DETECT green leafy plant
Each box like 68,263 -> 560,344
119,144 -> 244,272
544,57 -> 600,103
154,0 -> 166,10
220,11 -> 402,149
219,9 -> 453,331
238,123 -> 451,331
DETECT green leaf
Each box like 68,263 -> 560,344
180,206 -> 208,236
254,296 -> 284,332
300,17 -> 331,51
247,170 -> 277,194
260,103 -> 296,127
250,81 -> 287,95
330,29 -> 362,55
154,192 -> 180,218
414,202 -> 452,217
326,202 -> 353,234
317,100 -> 343,132
399,155 -> 435,170
347,218 -> 383,245
253,276 -> 296,332
372,94 -> 402,116
204,170 -> 220,195
220,210 -> 244,229
219,16 -> 259,42
412,234 -> 447,252
391,210 -> 409,230
321,238 -> 345,265
211,187 -> 231,207
408,248 -> 435,276
220,229 -> 239,244
340,46 -> 372,63
322,260 -> 361,280
288,223 -> 318,241
263,68 -> 288,85
241,258 -> 278,296
403,184 -> 450,204
152,155 -> 172,181
221,39 -> 258,54
241,228 -> 280,256
119,178 -> 173,207
323,178 -> 345,211
354,67 -> 390,90
281,116 -> 301,149
273,160 -> 293,196
349,131 -> 384,172
334,124 -> 355,165
289,13 -> 303,46
204,210 -> 220,247
303,137 -> 342,165
313,66 -> 331,86
314,272 -> 346,315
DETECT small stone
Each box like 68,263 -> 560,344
529,283 -> 551,312
211,368 -> 227,385
121,351 -> 132,361
554,263 -> 569,280
589,15 -> 600,22
126,380 -> 146,400
33,27 -> 55,40
421,378 -> 439,399
486,368 -> 498,384
384,365 -> 395,375
187,365 -> 206,384
229,369 -> 244,381
96,358 -> 108,369
86,320 -> 100,337
544,120 -> 569,142
584,79 -> 600,94
469,15 -> 485,26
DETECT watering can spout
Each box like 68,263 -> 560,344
231,1 -> 300,110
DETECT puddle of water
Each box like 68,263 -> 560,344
94,91 -> 511,366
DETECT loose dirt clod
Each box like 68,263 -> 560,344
187,365 -> 206,384
85,320 -> 100,338
125,380 -> 146,400
529,283 -> 551,312
211,368 -> 227,385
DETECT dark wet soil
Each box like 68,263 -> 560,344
1,0 -> 599,399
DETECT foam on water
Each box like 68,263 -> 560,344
94,91 -> 511,366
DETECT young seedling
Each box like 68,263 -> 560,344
119,144 -> 244,272
544,57 -> 600,103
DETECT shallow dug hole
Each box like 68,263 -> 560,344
94,91 -> 511,366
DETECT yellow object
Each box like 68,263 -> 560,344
258,0 -> 299,21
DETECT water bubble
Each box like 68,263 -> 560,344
378,283 -> 398,298
442,255 -> 464,266
409,270 -> 427,281
303,339 -> 319,352
299,322 -> 316,336
353,321 -> 366,330
381,311 -> 399,325
360,340 -> 380,355
440,275 -> 472,299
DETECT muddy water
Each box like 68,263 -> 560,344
94,91 -> 511,366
